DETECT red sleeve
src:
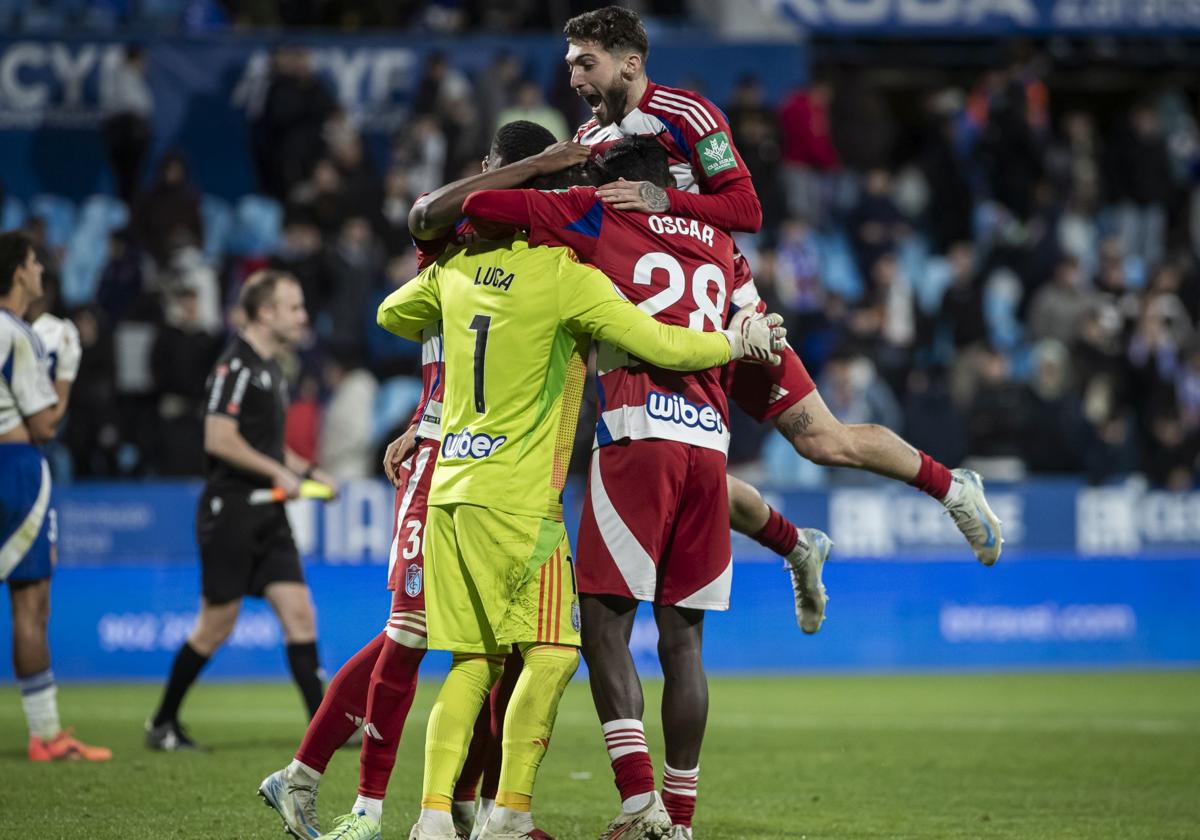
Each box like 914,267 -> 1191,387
463,189 -> 531,228
667,178 -> 763,234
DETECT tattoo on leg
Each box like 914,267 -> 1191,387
638,182 -> 670,212
780,408 -> 815,440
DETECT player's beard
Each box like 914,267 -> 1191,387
595,77 -> 630,126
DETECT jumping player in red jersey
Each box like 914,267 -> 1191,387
563,6 -> 1003,838
465,138 -> 826,840
258,122 -> 587,840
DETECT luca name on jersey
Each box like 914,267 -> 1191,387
475,265 -> 516,291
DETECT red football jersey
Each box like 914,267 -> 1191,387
406,216 -> 476,441
522,186 -> 735,454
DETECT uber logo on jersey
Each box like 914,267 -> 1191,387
474,266 -> 515,291
646,392 -> 724,433
441,428 -> 508,459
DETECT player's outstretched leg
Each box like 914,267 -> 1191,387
259,631 -> 387,839
476,643 -> 578,839
581,595 -> 673,840
654,606 -> 705,836
727,476 -> 832,633
10,580 -> 111,762
775,390 -> 1002,565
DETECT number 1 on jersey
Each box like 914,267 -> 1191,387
469,313 -> 491,413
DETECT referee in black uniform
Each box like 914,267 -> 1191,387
147,269 -> 336,751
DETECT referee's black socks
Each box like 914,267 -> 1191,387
286,641 -> 324,719
153,642 -> 210,727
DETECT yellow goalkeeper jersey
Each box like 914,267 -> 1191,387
377,235 -> 732,520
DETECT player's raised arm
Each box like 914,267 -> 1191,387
559,253 -> 784,370
408,135 -> 589,240
376,262 -> 445,341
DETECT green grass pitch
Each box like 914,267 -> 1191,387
2,671 -> 1198,839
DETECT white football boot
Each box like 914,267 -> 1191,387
259,765 -> 321,838
783,528 -> 832,634
943,469 -> 1003,565
598,792 -> 675,840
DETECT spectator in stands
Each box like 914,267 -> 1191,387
497,79 -> 569,141
848,168 -> 909,281
101,46 -> 154,205
903,367 -> 967,469
392,114 -> 448,198
132,151 -> 204,268
271,207 -> 326,322
965,347 -> 1028,461
979,75 -> 1045,222
326,113 -> 382,222
858,251 -> 916,396
830,70 -> 893,175
937,241 -> 988,352
289,159 -> 348,237
1144,403 -> 1198,489
819,351 -> 903,457
778,79 -> 839,224
323,215 -> 382,362
150,287 -> 222,475
1107,103 -> 1173,269
1022,339 -> 1085,473
727,75 -> 786,237
477,52 -> 524,136
412,50 -> 473,118
95,228 -> 149,326
317,350 -> 379,480
917,89 -> 975,253
1176,341 -> 1200,432
1027,255 -> 1092,345
253,48 -> 337,201
378,168 -> 417,256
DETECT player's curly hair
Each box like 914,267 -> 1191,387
491,120 -> 557,168
594,136 -> 671,189
564,6 -> 649,58
0,231 -> 36,296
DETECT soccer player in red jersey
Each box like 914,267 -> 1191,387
562,6 -> 1004,836
258,122 -> 587,840
565,7 -> 1001,557
465,138 -> 822,840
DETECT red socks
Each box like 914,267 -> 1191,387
602,719 -> 656,801
357,637 -> 425,799
751,506 -> 800,556
910,451 -> 952,500
662,764 -> 699,827
294,632 -> 384,773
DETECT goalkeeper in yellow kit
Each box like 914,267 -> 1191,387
358,233 -> 782,840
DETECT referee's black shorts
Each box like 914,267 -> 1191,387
196,486 -> 304,605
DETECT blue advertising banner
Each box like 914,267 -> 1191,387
0,35 -> 806,200
768,0 -> 1200,34
1,480 -> 1198,681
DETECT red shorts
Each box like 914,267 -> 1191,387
386,439 -> 438,616
729,345 -> 816,423
576,439 -> 732,611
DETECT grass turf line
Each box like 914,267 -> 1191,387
0,671 -> 1198,839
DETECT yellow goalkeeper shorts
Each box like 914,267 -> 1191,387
424,503 -> 581,654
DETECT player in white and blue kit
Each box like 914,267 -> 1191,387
0,230 -> 110,762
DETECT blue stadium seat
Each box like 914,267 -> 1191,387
817,230 -> 863,303
28,194 -> 77,248
372,376 -> 424,447
1,195 -> 25,231
200,195 -> 234,261
228,195 -> 282,256
983,268 -> 1023,352
61,195 -> 127,307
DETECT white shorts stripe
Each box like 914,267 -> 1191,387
589,450 -> 658,601
387,446 -> 433,583
0,458 -> 50,581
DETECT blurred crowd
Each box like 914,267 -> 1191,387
5,46 -> 1200,489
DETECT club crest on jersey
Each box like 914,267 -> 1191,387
474,266 -> 515,291
698,131 -> 737,176
571,601 -> 581,632
646,392 -> 724,433
405,563 -> 423,597
442,428 -> 508,459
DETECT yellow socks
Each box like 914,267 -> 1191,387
422,652 -> 505,806
496,643 -> 579,803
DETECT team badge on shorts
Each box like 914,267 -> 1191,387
405,563 -> 423,597
571,601 -> 581,632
